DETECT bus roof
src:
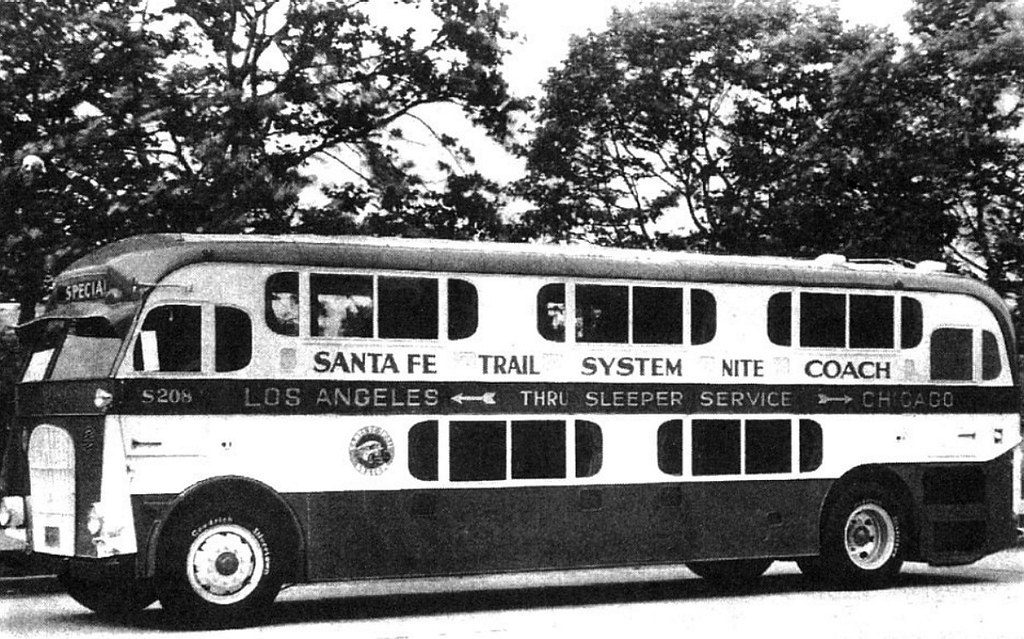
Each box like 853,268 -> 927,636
44,234 -> 1019,379
60,233 -> 1000,301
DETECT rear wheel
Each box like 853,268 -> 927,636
156,503 -> 284,627
819,483 -> 905,588
60,560 -> 155,618
686,558 -> 773,583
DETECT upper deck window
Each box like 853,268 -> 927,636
133,305 -> 202,372
266,272 -> 299,336
768,292 -> 921,349
306,274 -> 476,340
538,283 -> 716,345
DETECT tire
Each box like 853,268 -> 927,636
819,483 -> 904,589
60,560 -> 156,618
686,558 -> 773,583
156,503 -> 284,627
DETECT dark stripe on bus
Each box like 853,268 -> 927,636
17,379 -> 1020,416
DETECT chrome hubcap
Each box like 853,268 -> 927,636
186,524 -> 264,605
844,503 -> 896,570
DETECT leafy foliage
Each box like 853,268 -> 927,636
515,0 -> 1024,271
0,0 -> 524,316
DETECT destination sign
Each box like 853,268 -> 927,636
56,277 -> 109,303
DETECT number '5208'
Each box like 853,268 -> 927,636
140,388 -> 194,404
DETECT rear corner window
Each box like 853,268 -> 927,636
983,330 -> 1002,380
930,328 -> 973,381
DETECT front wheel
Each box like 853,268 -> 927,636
156,505 -> 283,626
686,558 -> 773,583
819,483 -> 905,588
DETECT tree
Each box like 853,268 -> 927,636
516,0 -> 887,252
0,0 -> 525,317
900,1 -> 1024,293
516,0 -> 1024,265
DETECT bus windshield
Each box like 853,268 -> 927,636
21,317 -> 126,382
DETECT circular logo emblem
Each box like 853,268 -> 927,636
349,426 -> 394,475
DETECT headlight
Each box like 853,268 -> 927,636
0,496 -> 25,528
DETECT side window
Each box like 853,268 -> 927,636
745,419 -> 791,474
448,279 -> 478,340
901,297 -> 923,348
930,328 -> 973,381
266,272 -> 299,336
539,283 -> 715,345
412,419 -> 604,482
450,421 -> 506,482
215,306 -> 252,372
767,292 -> 792,346
633,287 -> 682,344
133,305 -> 202,372
690,289 -> 717,345
692,419 -> 741,476
983,331 -> 1002,380
379,276 -> 438,339
850,295 -> 894,348
312,274 -> 373,337
538,284 -> 566,342
801,293 -> 845,347
684,418 -> 821,477
511,420 -> 566,479
773,291 -> 907,349
408,420 -> 439,481
799,420 -> 823,472
577,284 -> 628,343
575,420 -> 603,478
657,419 -> 683,476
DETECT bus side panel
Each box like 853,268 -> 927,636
303,480 -> 831,581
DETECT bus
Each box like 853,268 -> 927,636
0,234 -> 1019,624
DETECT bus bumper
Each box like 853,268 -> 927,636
909,450 -> 1019,566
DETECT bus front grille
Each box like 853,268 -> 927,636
28,425 -> 76,556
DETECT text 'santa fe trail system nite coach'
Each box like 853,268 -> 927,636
0,234 -> 1020,625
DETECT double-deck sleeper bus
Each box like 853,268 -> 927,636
0,234 -> 1019,624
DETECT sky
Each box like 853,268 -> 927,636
497,0 -> 915,97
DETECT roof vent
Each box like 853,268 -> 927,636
814,254 -> 847,267
914,260 -> 947,273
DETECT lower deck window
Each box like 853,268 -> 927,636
658,418 -> 823,477
409,419 -> 604,482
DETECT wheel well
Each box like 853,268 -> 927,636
819,466 -> 919,557
145,476 -> 305,582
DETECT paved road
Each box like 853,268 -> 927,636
2,551 -> 1022,638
